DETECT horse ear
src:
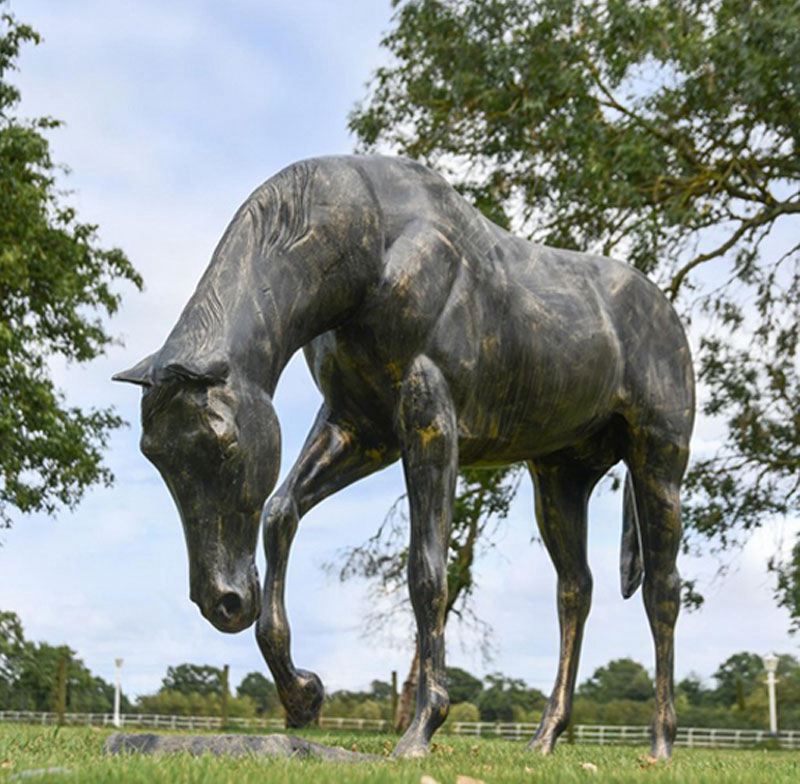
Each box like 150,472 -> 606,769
161,354 -> 229,384
112,353 -> 156,387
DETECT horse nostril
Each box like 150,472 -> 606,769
217,592 -> 243,620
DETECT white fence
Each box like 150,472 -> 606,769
1,711 -> 798,750
448,721 -> 800,749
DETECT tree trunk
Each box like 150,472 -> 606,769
394,638 -> 419,733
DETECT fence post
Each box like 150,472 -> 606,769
390,671 -> 398,731
54,650 -> 68,726
220,664 -> 230,731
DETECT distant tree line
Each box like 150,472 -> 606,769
0,611 -> 132,713
2,610 -> 798,728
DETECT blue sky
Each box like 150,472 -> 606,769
2,0 -> 798,701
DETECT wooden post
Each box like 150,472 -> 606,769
390,670 -> 398,731
54,650 -> 68,725
220,665 -> 230,730
395,640 -> 419,733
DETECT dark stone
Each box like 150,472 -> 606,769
103,732 -> 379,762
114,155 -> 695,760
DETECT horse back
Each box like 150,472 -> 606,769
307,156 -> 693,461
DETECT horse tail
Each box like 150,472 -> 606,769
620,472 -> 644,599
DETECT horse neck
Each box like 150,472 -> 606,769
163,228 -> 371,396
162,162 -> 379,395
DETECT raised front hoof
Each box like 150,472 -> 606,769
283,669 -> 324,728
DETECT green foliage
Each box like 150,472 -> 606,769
351,0 -> 800,626
477,672 -> 546,722
0,2 -> 142,527
161,664 -> 224,697
323,681 -> 396,722
0,610 -> 129,713
577,658 -> 654,703
352,699 -> 384,721
445,700 -> 480,723
135,689 -> 256,718
572,697 -> 652,726
236,671 -> 280,716
369,680 -> 393,701
445,666 -> 483,704
712,652 -> 764,707
677,673 -> 709,707
770,538 -> 800,633
0,610 -> 25,706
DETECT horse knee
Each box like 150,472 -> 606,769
255,606 -> 285,653
643,568 -> 680,621
558,571 -> 592,617
261,494 -> 299,555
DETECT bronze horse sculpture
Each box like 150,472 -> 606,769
114,156 -> 694,759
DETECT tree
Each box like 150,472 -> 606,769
771,539 -> 800,633
446,665 -> 483,705
0,611 -> 130,713
0,2 -> 142,527
161,664 -> 223,697
676,673 -> 712,707
712,652 -> 763,707
329,465 -> 521,728
477,672 -> 546,722
236,671 -> 280,716
369,679 -> 393,701
0,610 -> 26,706
323,683 -> 395,721
350,0 -> 800,624
136,690 -> 256,718
577,658 -> 654,703
445,700 -> 480,723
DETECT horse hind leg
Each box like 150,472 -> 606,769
527,459 -> 606,755
626,428 -> 689,760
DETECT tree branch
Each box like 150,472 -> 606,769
667,201 -> 800,300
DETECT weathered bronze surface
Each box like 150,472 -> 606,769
114,155 -> 694,759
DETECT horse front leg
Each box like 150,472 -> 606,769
255,405 -> 397,727
392,355 -> 457,758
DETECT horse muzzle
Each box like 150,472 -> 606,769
196,576 -> 261,633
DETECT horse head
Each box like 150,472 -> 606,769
113,350 -> 280,633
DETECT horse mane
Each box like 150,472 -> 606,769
251,158 -> 316,254
156,159 -> 318,375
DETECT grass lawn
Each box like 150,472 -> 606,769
1,724 -> 798,783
